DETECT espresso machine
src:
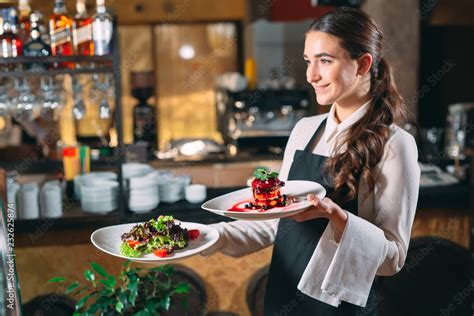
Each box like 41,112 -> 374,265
216,88 -> 312,153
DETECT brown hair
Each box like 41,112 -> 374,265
308,8 -> 408,203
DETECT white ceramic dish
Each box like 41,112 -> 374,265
91,221 -> 219,263
201,180 -> 326,221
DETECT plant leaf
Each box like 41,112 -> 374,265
86,303 -> 101,314
118,292 -> 129,310
65,282 -> 81,294
96,296 -> 114,306
90,262 -> 108,278
99,288 -> 114,297
99,275 -> 116,289
173,282 -> 189,294
73,285 -> 89,297
115,300 -> 124,313
162,265 -> 174,277
47,277 -> 65,283
122,260 -> 131,270
75,294 -> 91,311
84,269 -> 95,282
161,295 -> 171,311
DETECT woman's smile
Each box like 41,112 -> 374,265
314,83 -> 330,93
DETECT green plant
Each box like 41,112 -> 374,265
48,261 -> 189,316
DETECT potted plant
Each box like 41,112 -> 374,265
48,260 -> 189,316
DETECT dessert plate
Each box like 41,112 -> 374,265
201,180 -> 326,220
91,222 -> 219,263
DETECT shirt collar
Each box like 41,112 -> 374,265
324,100 -> 371,143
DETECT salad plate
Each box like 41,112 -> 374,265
91,219 -> 219,263
201,180 -> 326,221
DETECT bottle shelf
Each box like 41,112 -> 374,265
0,66 -> 115,77
0,55 -> 115,76
0,55 -> 113,64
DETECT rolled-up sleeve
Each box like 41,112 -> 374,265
298,128 -> 420,307
373,129 -> 420,275
205,219 -> 279,257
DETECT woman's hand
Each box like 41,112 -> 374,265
289,194 -> 348,242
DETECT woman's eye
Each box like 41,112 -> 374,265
304,59 -> 310,65
321,59 -> 332,64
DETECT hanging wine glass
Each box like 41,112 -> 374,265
98,96 -> 110,119
40,77 -> 64,116
72,77 -> 86,120
88,72 -> 102,105
11,77 -> 39,122
0,83 -> 10,118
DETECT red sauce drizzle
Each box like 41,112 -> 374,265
227,195 -> 289,213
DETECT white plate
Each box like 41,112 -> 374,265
201,180 -> 326,221
91,221 -> 219,263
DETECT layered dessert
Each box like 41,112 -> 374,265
249,167 -> 286,210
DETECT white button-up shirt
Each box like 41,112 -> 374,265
206,102 -> 420,308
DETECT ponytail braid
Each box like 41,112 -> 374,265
309,9 -> 408,203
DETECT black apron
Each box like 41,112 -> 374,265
264,118 -> 379,316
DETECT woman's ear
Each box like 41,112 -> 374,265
357,53 -> 373,76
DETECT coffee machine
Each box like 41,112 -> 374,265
216,88 -> 312,153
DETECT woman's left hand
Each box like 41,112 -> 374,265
289,194 -> 348,242
289,194 -> 341,222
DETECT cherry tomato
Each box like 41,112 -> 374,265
153,249 -> 168,258
188,229 -> 200,240
128,240 -> 141,248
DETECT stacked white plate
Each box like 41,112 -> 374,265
122,163 -> 153,187
154,173 -> 192,203
80,180 -> 119,214
40,180 -> 63,218
128,170 -> 160,213
74,172 -> 117,200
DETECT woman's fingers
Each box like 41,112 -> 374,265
307,193 -> 329,210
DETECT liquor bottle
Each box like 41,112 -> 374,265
24,12 -> 51,69
131,71 -> 157,159
72,0 -> 93,56
49,0 -> 74,58
18,0 -> 31,43
0,8 -> 23,58
29,10 -> 51,46
92,0 -> 113,56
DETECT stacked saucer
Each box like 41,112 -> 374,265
74,172 -> 117,200
157,174 -> 191,203
128,171 -> 160,213
122,163 -> 153,187
80,180 -> 119,214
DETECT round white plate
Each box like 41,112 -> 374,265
91,221 -> 219,263
201,180 -> 326,221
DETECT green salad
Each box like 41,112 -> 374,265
120,215 -> 200,258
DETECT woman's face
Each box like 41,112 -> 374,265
304,31 -> 365,107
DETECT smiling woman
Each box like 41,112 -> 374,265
204,7 -> 420,316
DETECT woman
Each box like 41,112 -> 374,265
204,7 -> 420,315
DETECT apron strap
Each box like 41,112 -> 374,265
303,117 -> 328,152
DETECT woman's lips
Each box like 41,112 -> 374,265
314,83 -> 330,92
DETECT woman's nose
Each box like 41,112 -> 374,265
307,64 -> 321,83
